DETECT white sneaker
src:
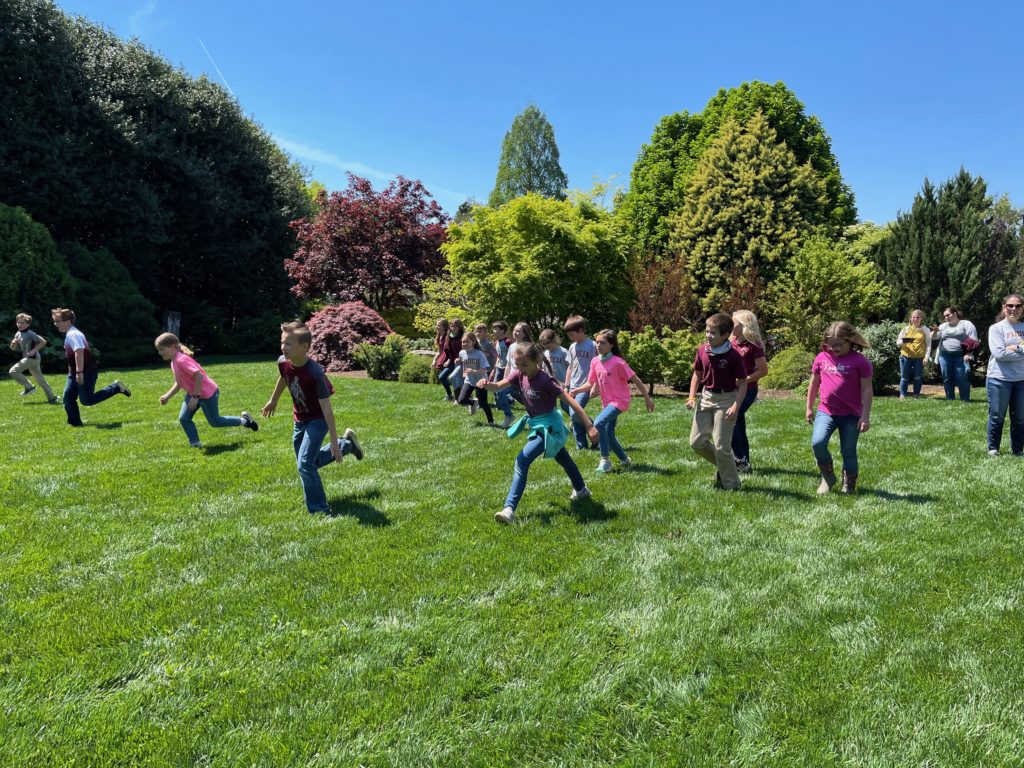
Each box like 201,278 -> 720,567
620,457 -> 632,469
596,459 -> 613,474
570,487 -> 591,501
343,427 -> 363,460
469,398 -> 478,415
988,448 -> 1001,457
494,506 -> 516,524
500,415 -> 514,429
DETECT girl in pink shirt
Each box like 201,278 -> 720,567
573,329 -> 655,473
155,333 -> 258,448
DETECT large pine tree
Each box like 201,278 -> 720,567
488,105 -> 568,207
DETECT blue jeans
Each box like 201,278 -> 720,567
730,385 -> 758,462
899,356 -> 924,398
811,410 -> 860,474
437,363 -> 456,398
450,365 -> 464,392
938,350 -> 969,401
986,378 -> 1024,453
503,433 -> 586,511
493,378 -> 513,419
569,391 -> 592,448
292,418 -> 355,513
594,404 -> 627,462
63,371 -> 119,426
178,389 -> 242,446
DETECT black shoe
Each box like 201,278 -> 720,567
343,428 -> 363,460
736,459 -> 752,474
20,385 -> 36,396
240,411 -> 259,431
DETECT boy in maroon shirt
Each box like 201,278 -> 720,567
262,321 -> 364,514
686,313 -> 748,490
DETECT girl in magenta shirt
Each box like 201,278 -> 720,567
806,322 -> 873,495
156,333 -> 258,448
573,329 -> 655,474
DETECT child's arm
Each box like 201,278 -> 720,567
628,373 -> 655,412
725,380 -> 747,420
319,396 -> 343,463
859,378 -> 873,433
479,374 -> 514,392
805,372 -> 822,424
686,371 -> 700,410
559,390 -> 599,444
28,336 -> 46,357
186,371 -> 204,411
159,382 -> 181,405
74,348 -> 86,382
262,376 -> 287,417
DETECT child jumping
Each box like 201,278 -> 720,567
455,331 -> 495,425
9,313 -> 57,402
51,307 -> 131,427
807,321 -> 873,495
564,314 -> 598,450
156,333 -> 258,447
262,321 -> 364,514
479,343 -> 599,524
730,310 -> 768,473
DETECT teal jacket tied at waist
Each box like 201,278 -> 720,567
506,410 -> 568,458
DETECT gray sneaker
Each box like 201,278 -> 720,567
494,506 -> 516,524
112,380 -> 131,397
19,385 -> 37,396
343,428 -> 363,460
570,487 -> 591,501
500,415 -> 514,429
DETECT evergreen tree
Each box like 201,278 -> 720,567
488,105 -> 568,207
670,112 -> 825,313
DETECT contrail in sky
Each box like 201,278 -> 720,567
198,37 -> 235,98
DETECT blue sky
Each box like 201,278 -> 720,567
58,0 -> 1024,223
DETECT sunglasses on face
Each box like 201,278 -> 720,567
1005,304 -> 1023,310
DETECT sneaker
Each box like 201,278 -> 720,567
736,459 -> 752,474
620,457 -> 632,469
112,380 -> 131,397
190,442 -> 203,449
596,459 -> 613,474
500,415 -> 514,429
343,428 -> 363,460
19,385 -> 36,396
240,411 -> 259,432
47,396 -> 60,404
469,398 -> 478,415
988,448 -> 1001,457
494,506 -> 516,525
570,486 -> 592,501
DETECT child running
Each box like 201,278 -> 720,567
156,332 -> 258,448
575,329 -> 655,473
539,329 -> 570,413
564,314 -> 598,450
9,313 -> 58,402
479,343 -> 599,524
433,318 -> 455,401
455,331 -> 495,425
262,321 -> 364,514
730,310 -> 768,473
51,307 -> 131,427
807,321 -> 873,495
490,321 -> 515,428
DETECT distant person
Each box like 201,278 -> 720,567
985,294 -> 1024,456
931,307 -> 978,401
729,309 -> 768,473
896,309 -> 932,399
51,308 -> 131,427
454,331 -> 495,425
432,318 -> 455,401
563,314 -> 598,450
489,320 -> 515,428
8,313 -> 58,402
539,328 -> 569,414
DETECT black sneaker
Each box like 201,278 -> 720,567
112,380 -> 131,397
20,385 -> 37,397
736,459 -> 752,474
240,411 -> 259,431
343,428 -> 363,460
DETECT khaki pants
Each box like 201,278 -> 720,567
689,389 -> 740,489
9,356 -> 55,399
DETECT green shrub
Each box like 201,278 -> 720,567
0,204 -> 74,325
860,321 -> 902,393
618,326 -> 667,386
229,311 -> 286,355
380,307 -> 418,338
398,353 -> 436,384
353,334 -> 408,380
661,327 -> 702,390
761,347 -> 815,390
408,337 -> 436,352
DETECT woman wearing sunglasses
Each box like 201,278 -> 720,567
985,294 -> 1024,456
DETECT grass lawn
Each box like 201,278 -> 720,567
2,357 -> 1023,766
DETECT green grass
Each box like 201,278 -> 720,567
2,358 -> 1024,766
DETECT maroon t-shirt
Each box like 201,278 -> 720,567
506,368 -> 562,417
733,340 -> 765,380
693,344 -> 747,392
278,355 -> 334,422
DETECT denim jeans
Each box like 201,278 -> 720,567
898,356 -> 924,398
493,374 -> 514,419
569,390 -> 592,448
437,363 -> 456,398
63,371 -> 119,426
730,385 -> 758,462
503,433 -> 586,511
293,417 -> 355,513
986,378 -> 1024,453
938,350 -> 969,401
450,365 -> 464,392
594,404 -> 627,462
811,410 -> 860,474
178,389 -> 242,446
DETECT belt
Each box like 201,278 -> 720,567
705,387 -> 736,394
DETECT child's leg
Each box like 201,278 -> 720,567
810,410 -> 839,467
594,404 -> 624,460
294,418 -> 330,513
78,372 -> 118,407
9,358 -> 33,390
711,397 -> 740,489
63,375 -> 83,426
475,386 -> 494,423
552,447 -> 586,493
456,381 -> 475,406
570,391 -> 591,448
730,386 -> 757,463
835,415 -> 861,474
437,364 -> 454,399
494,384 -> 513,419
503,434 -> 545,511
450,365 -> 464,392
179,396 -> 202,447
198,390 -> 243,429
26,358 -> 55,399
605,409 -> 628,462
689,396 -> 716,465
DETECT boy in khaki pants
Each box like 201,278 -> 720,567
9,313 -> 58,402
686,313 -> 748,490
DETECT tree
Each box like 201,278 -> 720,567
443,194 -> 632,333
670,112 -> 826,313
0,204 -> 75,324
617,81 -> 855,255
488,105 -> 568,207
286,174 -> 449,312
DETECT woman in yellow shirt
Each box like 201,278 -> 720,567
896,309 -> 932,399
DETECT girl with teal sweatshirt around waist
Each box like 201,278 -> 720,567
478,342 -> 599,525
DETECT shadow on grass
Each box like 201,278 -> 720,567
324,490 -> 390,526
857,488 -> 938,504
757,466 -> 820,479
203,443 -> 243,456
87,422 -> 124,430
622,462 -> 680,477
533,498 -> 618,525
743,487 -> 815,502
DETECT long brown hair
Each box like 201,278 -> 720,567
595,328 -> 622,357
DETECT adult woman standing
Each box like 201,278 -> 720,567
985,294 -> 1024,456
931,307 -> 978,401
895,309 -> 931,399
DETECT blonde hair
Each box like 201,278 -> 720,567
731,309 -> 764,346
51,308 -> 75,323
463,331 -> 480,350
155,332 -> 194,356
513,322 -> 533,342
823,321 -> 870,351
15,313 -> 32,325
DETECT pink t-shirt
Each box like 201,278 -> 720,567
171,351 -> 218,399
588,355 -> 636,412
812,350 -> 873,417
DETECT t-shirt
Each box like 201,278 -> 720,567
732,339 -> 765,380
63,326 -> 97,374
278,355 -> 334,422
693,344 -> 748,392
587,354 -> 636,412
568,338 -> 597,389
936,322 -> 969,353
506,341 -> 524,372
986,320 -> 1024,381
478,338 -> 498,369
493,337 -> 510,373
171,351 -> 219,399
507,368 -> 562,417
898,325 -> 929,359
459,348 -> 490,380
545,346 -> 569,385
14,329 -> 43,359
812,350 -> 873,417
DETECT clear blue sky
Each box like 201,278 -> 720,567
57,0 -> 1024,222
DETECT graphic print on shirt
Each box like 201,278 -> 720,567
288,377 -> 308,414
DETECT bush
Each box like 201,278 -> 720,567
618,326 -> 667,386
307,301 -> 392,372
860,321 -> 902,393
380,307 -> 418,338
353,334 -> 408,380
0,204 -> 75,325
398,353 -> 436,384
407,337 -> 436,352
661,327 -> 702,390
229,311 -> 287,355
760,347 -> 815,390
